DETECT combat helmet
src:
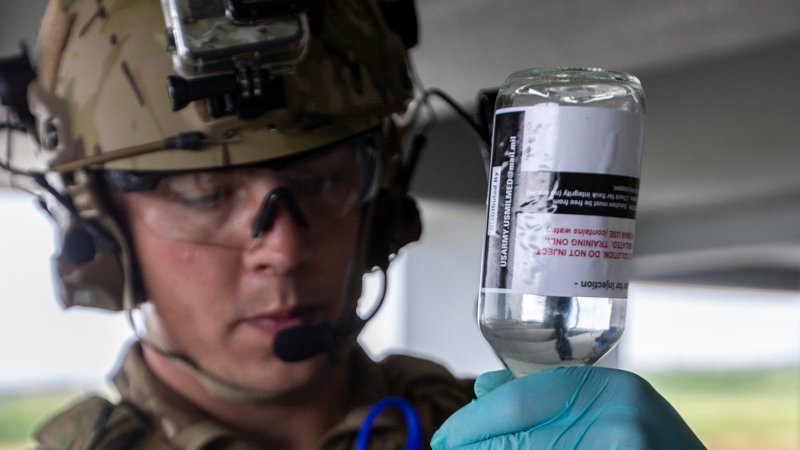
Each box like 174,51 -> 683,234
0,0 -> 422,314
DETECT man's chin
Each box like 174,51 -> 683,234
208,354 -> 334,402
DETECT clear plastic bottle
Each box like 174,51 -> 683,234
478,68 -> 646,376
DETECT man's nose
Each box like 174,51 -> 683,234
242,187 -> 310,272
250,187 -> 309,238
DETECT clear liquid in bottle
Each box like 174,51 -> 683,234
480,293 -> 627,376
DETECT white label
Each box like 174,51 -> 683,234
480,106 -> 644,298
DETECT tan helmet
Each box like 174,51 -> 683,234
15,0 -> 421,312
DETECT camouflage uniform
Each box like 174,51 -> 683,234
35,343 -> 474,449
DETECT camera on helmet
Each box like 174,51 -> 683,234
162,0 -> 308,118
162,0 -> 309,77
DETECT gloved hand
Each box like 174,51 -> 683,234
431,366 -> 706,450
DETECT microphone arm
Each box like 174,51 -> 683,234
273,269 -> 387,363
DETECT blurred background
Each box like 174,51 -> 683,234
1,1 -> 799,449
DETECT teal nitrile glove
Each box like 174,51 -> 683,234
431,366 -> 706,450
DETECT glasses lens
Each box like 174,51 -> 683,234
123,139 -> 376,248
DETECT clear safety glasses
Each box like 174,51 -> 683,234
104,133 -> 379,249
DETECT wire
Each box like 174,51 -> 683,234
360,267 -> 388,324
31,172 -> 120,253
402,53 -> 493,187
355,397 -> 422,450
422,88 -> 490,145
0,116 -> 40,194
399,87 -> 492,190
0,121 -> 29,132
1,112 -> 24,175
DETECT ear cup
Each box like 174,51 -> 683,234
61,225 -> 97,266
55,219 -> 127,311
366,190 -> 422,270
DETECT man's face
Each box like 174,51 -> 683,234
119,146 -> 367,395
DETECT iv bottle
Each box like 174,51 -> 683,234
478,68 -> 646,376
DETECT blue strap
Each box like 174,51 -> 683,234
356,397 -> 422,450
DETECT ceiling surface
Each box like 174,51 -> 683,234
412,0 -> 800,105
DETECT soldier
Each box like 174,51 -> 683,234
1,0 -> 705,448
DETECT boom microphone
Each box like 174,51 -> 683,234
273,319 -> 366,363
274,269 -> 387,363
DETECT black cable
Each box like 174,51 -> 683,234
422,88 -> 490,145
0,121 -> 28,132
0,120 -> 37,193
0,157 -> 30,177
1,115 -> 22,172
31,173 -> 120,253
361,268 -> 388,324
401,48 -> 494,189
399,87 -> 492,190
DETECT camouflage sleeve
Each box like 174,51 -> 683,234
34,396 -> 158,450
35,396 -> 114,449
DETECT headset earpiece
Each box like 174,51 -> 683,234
365,189 -> 421,271
362,113 -> 424,270
61,225 -> 97,266
55,217 -> 128,311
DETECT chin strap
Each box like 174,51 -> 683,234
153,343 -> 288,402
129,305 -> 286,402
